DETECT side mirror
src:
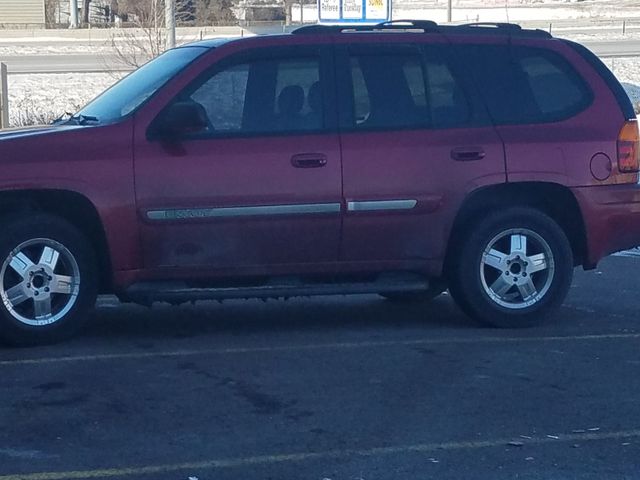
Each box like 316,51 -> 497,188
149,101 -> 209,140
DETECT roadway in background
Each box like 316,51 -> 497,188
2,40 -> 640,74
2,21 -> 640,73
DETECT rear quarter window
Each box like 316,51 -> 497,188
455,44 -> 593,125
519,52 -> 590,119
563,39 -> 636,120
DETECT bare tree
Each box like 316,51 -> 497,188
194,0 -> 236,25
109,0 -> 236,68
109,0 -> 173,69
284,0 -> 294,24
44,0 -> 57,27
82,0 -> 91,24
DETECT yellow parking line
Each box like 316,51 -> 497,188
1,333 -> 640,367
1,428 -> 639,480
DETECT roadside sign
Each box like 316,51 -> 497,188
318,0 -> 391,24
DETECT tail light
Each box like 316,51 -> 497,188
617,120 -> 640,173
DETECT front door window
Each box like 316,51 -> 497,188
179,56 -> 324,136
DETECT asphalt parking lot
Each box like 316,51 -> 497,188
1,255 -> 640,480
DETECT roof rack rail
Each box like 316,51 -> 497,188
460,22 -> 522,31
441,21 -> 552,38
291,24 -> 339,34
291,20 -> 552,39
291,19 -> 437,35
375,19 -> 438,30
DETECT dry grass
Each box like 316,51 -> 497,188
9,97 -> 81,127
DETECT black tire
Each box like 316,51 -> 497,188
448,207 -> 573,328
0,214 -> 98,346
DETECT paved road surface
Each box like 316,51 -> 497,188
0,54 -> 133,74
1,255 -> 639,479
2,39 -> 640,74
585,39 -> 640,58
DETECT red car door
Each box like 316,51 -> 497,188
133,42 -> 342,276
336,38 -> 506,275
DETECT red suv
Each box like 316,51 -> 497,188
1,20 -> 639,345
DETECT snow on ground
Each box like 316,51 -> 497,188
603,58 -> 640,107
396,6 -> 638,23
7,73 -> 120,126
0,44 -> 117,56
605,57 -> 640,85
622,81 -> 640,105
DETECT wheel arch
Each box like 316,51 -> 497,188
0,189 -> 113,292
445,182 -> 587,277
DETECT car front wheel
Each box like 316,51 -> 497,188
0,214 -> 98,346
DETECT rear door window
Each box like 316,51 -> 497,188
424,56 -> 471,128
349,52 -> 427,129
342,46 -> 472,130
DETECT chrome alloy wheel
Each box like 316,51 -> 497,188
0,238 -> 80,326
480,229 -> 555,310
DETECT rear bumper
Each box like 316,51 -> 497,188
572,183 -> 640,268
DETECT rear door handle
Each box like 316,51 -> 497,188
291,153 -> 327,168
451,147 -> 486,162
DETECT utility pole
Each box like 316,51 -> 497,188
165,0 -> 176,50
0,63 -> 8,129
69,0 -> 79,28
447,0 -> 452,22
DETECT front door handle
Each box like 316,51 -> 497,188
451,147 -> 486,162
291,153 -> 328,168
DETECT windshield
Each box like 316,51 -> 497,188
75,46 -> 208,124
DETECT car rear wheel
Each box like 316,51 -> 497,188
448,207 -> 573,328
0,214 -> 98,346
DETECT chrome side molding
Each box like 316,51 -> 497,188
347,200 -> 417,212
147,203 -> 342,220
147,199 -> 418,220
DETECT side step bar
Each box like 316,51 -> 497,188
124,273 -> 429,305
